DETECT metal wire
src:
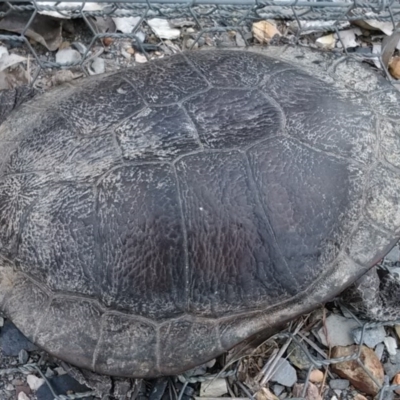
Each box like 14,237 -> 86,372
0,0 -> 399,84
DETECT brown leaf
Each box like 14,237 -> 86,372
0,11 -> 62,51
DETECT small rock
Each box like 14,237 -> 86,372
120,48 -> 131,59
331,345 -> 384,395
235,32 -> 246,47
270,358 -> 297,387
329,379 -> 350,390
353,395 -> 368,400
316,34 -> 335,49
384,350 -> 400,379
18,349 -> 29,364
126,46 -> 135,55
5,384 -> 14,391
389,57 -> 400,80
113,16 -> 141,34
352,326 -> 386,348
288,342 -> 311,370
55,48 -> 81,65
185,38 -> 198,49
35,375 -> 92,400
148,18 -> 180,40
45,368 -> 54,378
15,384 -> 31,398
199,378 -> 227,397
375,343 -> 385,360
385,336 -> 398,356
385,245 -> 400,262
309,369 -> 324,383
335,29 -> 358,48
102,37 -> 113,47
272,384 -> 284,396
18,393 -> 29,400
392,373 -> 400,395
0,320 -> 37,356
0,46 -> 9,59
255,387 -> 278,400
71,42 -> 88,55
54,367 -> 67,376
317,314 -> 359,347
89,58 -> 105,75
0,316 -> 4,327
252,20 -> 280,44
135,53 -> 147,63
292,382 -> 322,400
27,375 -> 45,392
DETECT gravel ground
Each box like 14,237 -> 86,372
1,6 -> 400,400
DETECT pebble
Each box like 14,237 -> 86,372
135,53 -> 147,63
0,320 -> 37,356
5,384 -> 14,391
18,393 -> 29,400
384,351 -> 400,379
71,42 -> 88,55
55,48 -> 81,65
352,326 -> 386,348
393,373 -> 400,395
385,336 -> 398,356
375,342 -> 385,360
288,342 -> 311,370
0,46 -> 9,59
317,314 -> 359,347
331,345 -> 384,395
353,395 -> 368,400
18,349 -> 29,364
54,366 -> 67,376
292,382 -> 322,400
386,245 -> 400,262
27,375 -> 45,392
272,384 -> 284,396
0,316 -> 4,327
309,369 -> 324,383
270,358 -> 297,387
35,374 -> 93,400
89,57 -> 105,75
329,379 -> 350,390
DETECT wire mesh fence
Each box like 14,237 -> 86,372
0,0 -> 400,85
1,1 -> 400,400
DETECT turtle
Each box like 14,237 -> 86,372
0,45 -> 400,379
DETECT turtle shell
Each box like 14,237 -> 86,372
0,46 -> 399,377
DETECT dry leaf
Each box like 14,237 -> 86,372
0,11 -> 62,51
252,21 -> 281,44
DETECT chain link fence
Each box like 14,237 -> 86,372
1,1 -> 400,400
0,0 -> 400,84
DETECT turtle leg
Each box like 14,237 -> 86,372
0,86 -> 37,126
340,266 -> 400,321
